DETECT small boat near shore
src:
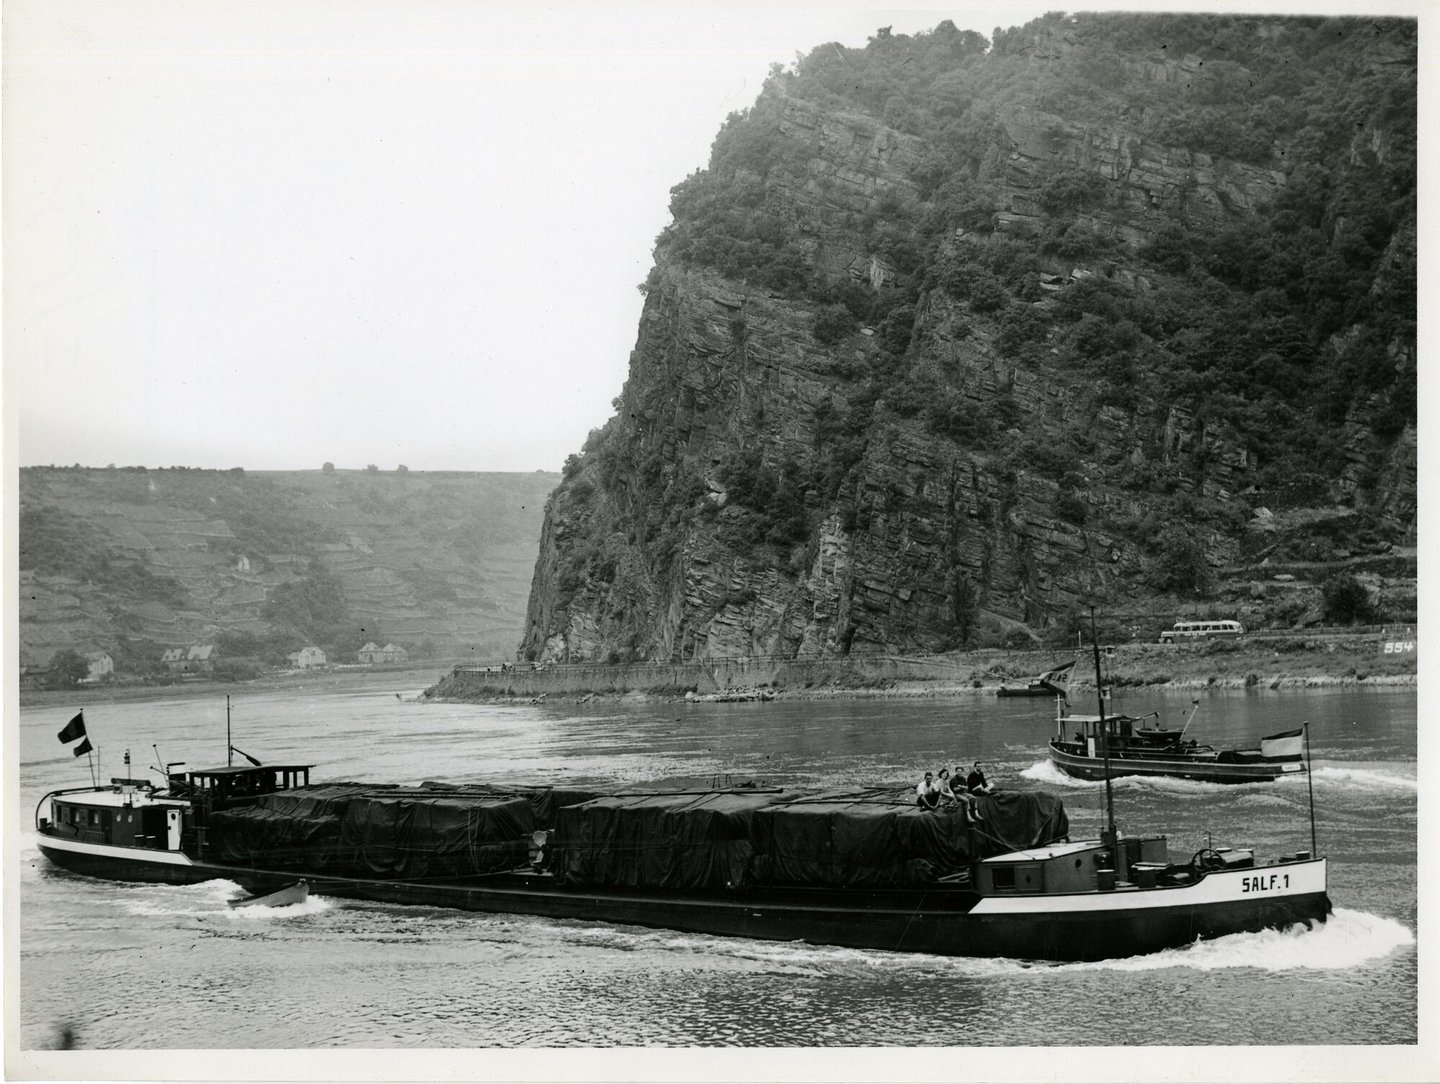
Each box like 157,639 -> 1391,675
35,711 -> 1330,962
996,660 -> 1074,699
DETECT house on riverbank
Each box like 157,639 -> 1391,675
287,646 -> 327,669
358,642 -> 408,665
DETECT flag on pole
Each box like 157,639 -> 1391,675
1037,661 -> 1075,697
1260,728 -> 1305,760
1038,661 -> 1075,686
57,712 -> 86,745
73,737 -> 93,757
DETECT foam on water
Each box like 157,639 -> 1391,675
683,908 -> 1415,978
513,908 -> 1411,982
1312,764 -> 1417,791
1019,760 -> 1230,796
1020,760 -> 1094,787
119,878 -> 334,919
1021,758 -> 1417,796
1064,908 -> 1413,973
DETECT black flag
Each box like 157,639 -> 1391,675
73,737 -> 93,758
57,712 -> 86,745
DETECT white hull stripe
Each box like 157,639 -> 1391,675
969,861 -> 1327,915
38,836 -> 195,867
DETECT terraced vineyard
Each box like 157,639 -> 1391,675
19,466 -> 557,676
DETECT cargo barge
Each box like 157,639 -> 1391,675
35,755 -> 1329,963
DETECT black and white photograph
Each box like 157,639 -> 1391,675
5,1 -> 1427,1079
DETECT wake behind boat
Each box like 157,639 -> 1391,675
34,707 -> 1330,963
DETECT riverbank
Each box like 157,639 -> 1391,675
456,671 -> 1417,706
426,635 -> 1419,705
23,638 -> 1414,710
18,665 -> 452,709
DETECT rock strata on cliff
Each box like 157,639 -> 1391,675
522,13 -> 1416,662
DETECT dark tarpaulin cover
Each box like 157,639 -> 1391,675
748,788 -> 1070,887
972,790 -> 1070,857
419,781 -> 614,828
339,792 -> 533,878
554,790 -> 791,890
208,784 -> 376,870
209,785 -> 534,878
748,791 -> 959,887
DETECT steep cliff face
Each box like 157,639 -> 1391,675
522,13 -> 1416,662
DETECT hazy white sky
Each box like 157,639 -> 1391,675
12,1 -> 1398,473
4,0 -> 1079,472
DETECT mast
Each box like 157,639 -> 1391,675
1304,722 -> 1317,857
227,695 -> 233,767
1090,608 -> 1117,850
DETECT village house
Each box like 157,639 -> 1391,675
161,644 -> 217,675
287,645 -> 327,669
357,642 -> 408,665
83,651 -> 114,683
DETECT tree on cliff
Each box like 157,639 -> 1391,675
1321,573 -> 1372,624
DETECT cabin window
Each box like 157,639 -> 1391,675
993,867 -> 1017,890
88,810 -> 98,827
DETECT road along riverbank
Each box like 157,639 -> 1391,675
427,632 -> 1416,704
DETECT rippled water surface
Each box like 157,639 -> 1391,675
17,673 -> 1417,1050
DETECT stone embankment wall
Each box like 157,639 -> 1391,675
432,629 -> 1415,700
435,651 -> 1058,699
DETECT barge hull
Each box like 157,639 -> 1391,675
37,841 -> 1329,963
1047,748 -> 1303,785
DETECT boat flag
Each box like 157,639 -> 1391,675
57,712 -> 86,745
1260,728 -> 1305,760
1038,661 -> 1075,695
72,737 -> 93,758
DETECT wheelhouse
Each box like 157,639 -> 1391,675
173,764 -> 313,806
40,780 -> 190,852
38,763 -> 313,857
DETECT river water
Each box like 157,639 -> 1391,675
15,671 -> 1419,1062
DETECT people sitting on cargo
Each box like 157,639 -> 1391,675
935,768 -> 958,805
915,772 -> 940,810
966,762 -> 994,796
948,765 -> 983,819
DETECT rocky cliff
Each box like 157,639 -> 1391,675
522,13 -> 1416,663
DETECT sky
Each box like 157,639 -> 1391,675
3,1 -> 1414,474
3,0 -> 1091,473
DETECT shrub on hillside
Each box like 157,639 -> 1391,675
1321,573 -> 1372,624
813,304 -> 860,344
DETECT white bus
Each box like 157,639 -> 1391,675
1159,619 -> 1244,643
